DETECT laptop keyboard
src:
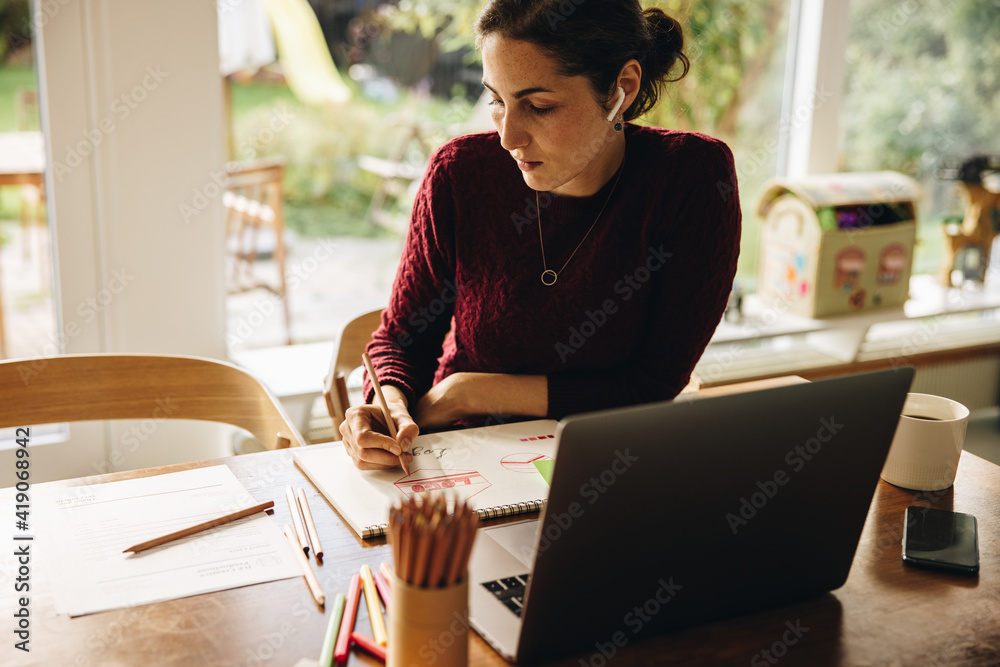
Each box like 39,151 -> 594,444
481,574 -> 530,617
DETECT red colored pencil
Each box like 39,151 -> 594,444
352,631 -> 387,661
333,573 -> 362,662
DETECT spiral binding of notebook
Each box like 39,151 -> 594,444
361,499 -> 546,539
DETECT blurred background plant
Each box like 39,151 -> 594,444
842,0 -> 1000,274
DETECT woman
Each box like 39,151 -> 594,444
342,0 -> 741,469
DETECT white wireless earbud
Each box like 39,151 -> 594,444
606,86 -> 626,122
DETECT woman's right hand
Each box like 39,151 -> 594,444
339,386 -> 419,471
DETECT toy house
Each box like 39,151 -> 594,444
756,172 -> 922,318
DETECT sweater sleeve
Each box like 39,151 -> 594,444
546,140 -> 741,418
364,150 -> 458,407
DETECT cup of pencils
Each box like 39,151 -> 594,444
387,496 -> 478,667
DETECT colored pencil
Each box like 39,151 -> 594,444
334,573 -> 362,662
373,570 -> 392,612
283,525 -> 324,607
351,631 -> 387,661
318,593 -> 346,666
286,486 -> 310,556
362,352 -> 411,475
296,487 -> 323,560
388,496 -> 479,588
360,564 -> 389,646
122,500 -> 274,554
379,561 -> 393,584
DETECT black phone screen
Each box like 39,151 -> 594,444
903,506 -> 979,574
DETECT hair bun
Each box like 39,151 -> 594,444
643,7 -> 689,83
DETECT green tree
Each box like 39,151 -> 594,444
386,0 -> 786,142
645,0 -> 785,141
842,0 -> 1000,273
842,0 -> 1000,178
0,0 -> 33,64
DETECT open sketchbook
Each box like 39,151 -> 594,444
293,419 -> 559,539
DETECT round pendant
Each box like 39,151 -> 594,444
541,270 -> 558,286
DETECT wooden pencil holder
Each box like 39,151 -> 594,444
388,573 -> 469,667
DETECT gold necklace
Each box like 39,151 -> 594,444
537,149 -> 626,286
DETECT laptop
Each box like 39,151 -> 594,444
468,367 -> 914,662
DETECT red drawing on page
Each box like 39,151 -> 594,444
395,469 -> 491,502
500,453 -> 553,474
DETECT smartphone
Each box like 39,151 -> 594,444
902,506 -> 979,575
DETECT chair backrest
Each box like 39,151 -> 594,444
224,157 -> 286,289
0,354 -> 307,449
322,309 -> 384,438
224,156 -> 292,345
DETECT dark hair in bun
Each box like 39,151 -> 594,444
475,0 -> 689,120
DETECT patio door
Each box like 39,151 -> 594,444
1,0 -> 230,486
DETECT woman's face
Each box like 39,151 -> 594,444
480,34 -> 623,197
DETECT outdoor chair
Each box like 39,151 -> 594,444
224,156 -> 293,345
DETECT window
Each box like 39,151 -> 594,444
841,0 -> 1000,278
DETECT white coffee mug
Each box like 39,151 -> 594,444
880,393 -> 969,491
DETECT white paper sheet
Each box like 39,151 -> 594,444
37,465 -> 301,617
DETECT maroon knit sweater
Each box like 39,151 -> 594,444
365,125 -> 741,420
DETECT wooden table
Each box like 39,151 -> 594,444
0,132 -> 44,188
5,447 -> 998,666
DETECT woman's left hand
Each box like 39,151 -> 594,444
412,372 -> 549,428
412,372 -> 469,429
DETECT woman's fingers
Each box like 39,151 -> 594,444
341,404 -> 418,471
388,402 -> 419,458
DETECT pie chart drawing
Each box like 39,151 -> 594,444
501,453 -> 553,473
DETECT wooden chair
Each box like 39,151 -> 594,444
359,117 -> 435,233
224,156 -> 292,345
322,309 -> 384,438
0,354 -> 307,449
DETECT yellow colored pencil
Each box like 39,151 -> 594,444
360,564 -> 388,646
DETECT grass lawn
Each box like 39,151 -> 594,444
0,63 -> 36,131
0,64 -> 40,221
